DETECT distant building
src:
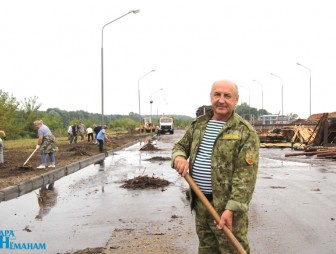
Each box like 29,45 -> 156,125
259,115 -> 294,124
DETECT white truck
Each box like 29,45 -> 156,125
158,116 -> 174,134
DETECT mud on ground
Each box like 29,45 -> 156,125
121,175 -> 171,189
0,133 -> 146,190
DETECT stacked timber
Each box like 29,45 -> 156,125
285,147 -> 336,159
260,142 -> 293,148
258,112 -> 336,150
283,125 -> 316,144
311,113 -> 336,146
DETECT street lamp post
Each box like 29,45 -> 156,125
297,62 -> 312,116
101,9 -> 140,125
253,80 -> 264,112
270,73 -> 284,115
150,88 -> 163,117
138,69 -> 156,121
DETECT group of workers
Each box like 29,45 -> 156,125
2,79 -> 259,253
67,124 -> 111,150
0,121 -> 111,169
67,123 -> 86,144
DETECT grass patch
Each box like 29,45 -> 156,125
3,130 -> 129,150
4,137 -> 69,150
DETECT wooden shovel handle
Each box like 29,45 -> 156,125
23,147 -> 38,166
184,173 -> 247,254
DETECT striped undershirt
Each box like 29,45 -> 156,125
192,120 -> 225,194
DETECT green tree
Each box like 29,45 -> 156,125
173,117 -> 193,129
109,118 -> 139,133
236,103 -> 273,121
288,113 -> 299,120
40,110 -> 64,136
128,112 -> 141,122
18,96 -> 43,138
0,90 -> 20,138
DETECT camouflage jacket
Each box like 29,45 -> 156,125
171,111 -> 259,213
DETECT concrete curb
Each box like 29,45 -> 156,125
1,186 -> 19,202
0,137 -> 148,203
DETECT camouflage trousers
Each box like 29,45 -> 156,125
194,198 -> 250,254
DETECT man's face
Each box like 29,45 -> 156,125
210,81 -> 239,121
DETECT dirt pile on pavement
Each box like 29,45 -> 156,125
140,142 -> 158,151
145,156 -> 171,161
121,175 -> 170,189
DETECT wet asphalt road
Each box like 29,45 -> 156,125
0,132 -> 197,254
1,130 -> 336,254
249,147 -> 336,254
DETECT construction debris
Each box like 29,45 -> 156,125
310,113 -> 336,146
259,128 -> 287,143
260,143 -> 293,149
121,175 -> 170,190
258,112 -> 336,152
285,148 -> 335,157
286,125 -> 316,144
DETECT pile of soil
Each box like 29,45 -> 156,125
68,146 -> 93,156
0,133 -> 146,190
140,142 -> 158,151
121,175 -> 170,190
145,156 -> 171,161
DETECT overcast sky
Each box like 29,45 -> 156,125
1,0 -> 335,119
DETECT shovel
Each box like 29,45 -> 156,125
184,173 -> 247,254
20,146 -> 39,169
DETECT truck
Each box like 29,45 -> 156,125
158,116 -> 174,134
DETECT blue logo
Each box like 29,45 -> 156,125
0,230 -> 46,251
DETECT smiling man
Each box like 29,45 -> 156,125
172,80 -> 259,253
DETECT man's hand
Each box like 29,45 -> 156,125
36,144 -> 41,149
214,210 -> 233,231
173,156 -> 189,176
